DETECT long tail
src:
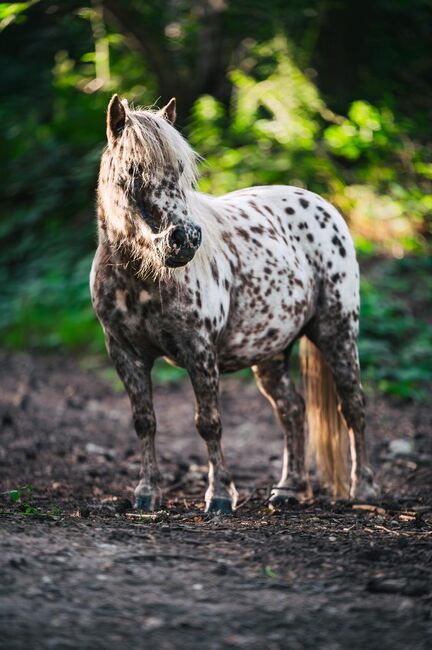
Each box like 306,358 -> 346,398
300,337 -> 349,498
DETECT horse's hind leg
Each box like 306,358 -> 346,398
308,326 -> 377,500
253,352 -> 308,506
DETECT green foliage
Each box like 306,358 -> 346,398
190,38 -> 430,255
359,257 -> 432,400
0,2 -> 430,402
324,101 -> 394,160
3,484 -> 63,516
4,484 -> 39,515
190,39 -> 327,196
153,360 -> 188,384
6,484 -> 33,502
8,489 -> 22,503
0,1 -> 35,29
0,2 -> 157,354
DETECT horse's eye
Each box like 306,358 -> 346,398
135,191 -> 151,221
128,164 -> 143,176
137,197 -> 147,218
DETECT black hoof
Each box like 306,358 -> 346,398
205,497 -> 233,514
134,495 -> 161,512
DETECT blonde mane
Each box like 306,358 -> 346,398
118,107 -> 199,194
100,104 -> 223,283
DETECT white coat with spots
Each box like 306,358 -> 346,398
91,95 -> 377,513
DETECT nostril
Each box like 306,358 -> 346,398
170,226 -> 186,247
192,225 -> 202,248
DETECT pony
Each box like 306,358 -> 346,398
90,94 -> 377,513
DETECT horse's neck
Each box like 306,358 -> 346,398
188,190 -> 227,232
95,220 -> 138,275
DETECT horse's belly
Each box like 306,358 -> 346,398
217,275 -> 315,371
218,326 -> 297,372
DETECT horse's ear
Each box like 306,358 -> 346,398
158,97 -> 176,124
107,94 -> 126,144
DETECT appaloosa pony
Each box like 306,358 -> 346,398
90,94 -> 377,513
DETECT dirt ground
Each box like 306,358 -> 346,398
0,350 -> 431,650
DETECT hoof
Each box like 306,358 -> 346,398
350,467 -> 379,502
205,497 -> 233,514
351,482 -> 379,502
269,490 -> 299,508
134,494 -> 162,512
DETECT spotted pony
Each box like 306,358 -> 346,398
90,94 -> 377,513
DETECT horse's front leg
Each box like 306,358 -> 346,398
107,337 -> 161,511
188,356 -> 238,514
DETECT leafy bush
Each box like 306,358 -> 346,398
0,13 -> 430,401
359,256 -> 432,400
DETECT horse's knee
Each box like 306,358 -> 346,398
195,411 -> 221,441
133,412 -> 156,438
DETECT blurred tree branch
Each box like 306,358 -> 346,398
103,0 -> 230,120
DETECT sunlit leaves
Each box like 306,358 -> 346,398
323,101 -> 394,160
0,0 -> 37,31
230,37 -> 322,149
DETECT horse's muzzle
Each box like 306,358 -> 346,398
164,224 -> 202,268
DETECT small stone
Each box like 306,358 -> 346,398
388,439 -> 414,457
142,616 -> 164,631
86,442 -> 114,458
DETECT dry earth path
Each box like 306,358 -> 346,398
0,352 -> 431,649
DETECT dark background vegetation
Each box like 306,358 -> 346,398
0,0 -> 431,399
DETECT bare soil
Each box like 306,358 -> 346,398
0,351 -> 431,650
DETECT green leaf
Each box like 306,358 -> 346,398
263,565 -> 278,578
9,489 -> 21,502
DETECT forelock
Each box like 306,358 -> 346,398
116,107 -> 199,190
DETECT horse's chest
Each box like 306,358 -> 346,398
92,259 -> 219,363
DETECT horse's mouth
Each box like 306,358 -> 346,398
164,251 -> 195,268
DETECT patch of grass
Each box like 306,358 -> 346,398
2,484 -> 40,515
2,485 -> 63,518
